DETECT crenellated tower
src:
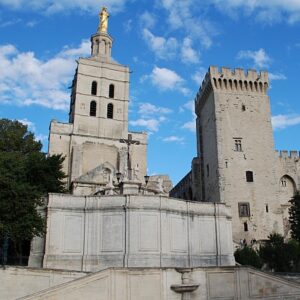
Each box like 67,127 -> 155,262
193,66 -> 281,242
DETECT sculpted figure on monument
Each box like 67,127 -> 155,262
99,7 -> 109,33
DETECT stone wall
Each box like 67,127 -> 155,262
0,266 -> 86,300
29,194 -> 235,272
18,267 -> 300,300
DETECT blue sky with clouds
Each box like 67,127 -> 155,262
0,0 -> 299,184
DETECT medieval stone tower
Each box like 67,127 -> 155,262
171,66 -> 300,244
193,67 -> 280,243
48,8 -> 148,195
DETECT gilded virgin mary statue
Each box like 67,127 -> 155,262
98,7 -> 109,33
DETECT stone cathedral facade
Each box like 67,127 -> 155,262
171,66 -> 300,244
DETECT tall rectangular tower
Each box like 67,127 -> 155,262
194,67 -> 282,242
48,8 -> 147,195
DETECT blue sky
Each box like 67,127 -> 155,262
0,0 -> 299,184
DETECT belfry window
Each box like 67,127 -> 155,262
90,101 -> 97,116
107,103 -> 113,119
91,81 -> 97,95
109,84 -> 115,98
234,139 -> 242,151
246,171 -> 254,182
239,202 -> 250,217
281,179 -> 287,187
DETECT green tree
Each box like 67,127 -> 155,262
0,119 -> 65,264
259,233 -> 297,272
234,246 -> 263,269
289,192 -> 300,242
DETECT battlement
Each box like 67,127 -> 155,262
195,66 -> 269,104
276,150 -> 300,159
209,66 -> 269,82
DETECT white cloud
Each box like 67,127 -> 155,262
182,120 -> 196,132
130,102 -> 172,133
140,11 -> 156,28
35,133 -> 48,143
211,0 -> 300,24
123,19 -> 132,32
237,48 -> 271,69
142,29 -> 177,60
269,72 -> 287,81
0,18 -> 21,28
18,118 -> 47,143
159,0 -> 217,48
162,135 -> 184,143
0,40 -> 90,110
0,0 -> 129,14
181,100 -> 196,132
18,118 -> 36,131
129,118 -> 161,132
145,66 -> 189,95
138,102 -> 172,117
272,114 -> 300,130
26,20 -> 38,28
191,68 -> 206,86
181,37 -> 200,64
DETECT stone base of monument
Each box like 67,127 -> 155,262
120,180 -> 141,195
30,194 -> 235,272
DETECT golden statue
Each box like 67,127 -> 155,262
98,7 -> 109,33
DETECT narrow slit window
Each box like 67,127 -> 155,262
107,103 -> 113,119
244,222 -> 248,232
206,164 -> 209,177
90,101 -> 97,116
266,204 -> 269,213
109,84 -> 115,98
246,171 -> 254,182
91,81 -> 97,95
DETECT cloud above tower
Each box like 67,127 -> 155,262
0,40 -> 90,110
0,0 -> 129,14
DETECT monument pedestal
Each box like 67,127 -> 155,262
120,181 -> 141,195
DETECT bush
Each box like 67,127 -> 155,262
234,246 -> 263,269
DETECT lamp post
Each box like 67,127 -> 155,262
116,171 -> 122,183
144,175 -> 150,185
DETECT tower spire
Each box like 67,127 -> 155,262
91,7 -> 113,60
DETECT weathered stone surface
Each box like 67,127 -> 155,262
171,67 -> 300,243
10,267 -> 300,300
0,267 -> 86,300
30,194 -> 234,272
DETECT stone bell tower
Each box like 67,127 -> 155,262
68,7 -> 129,140
48,8 -> 147,194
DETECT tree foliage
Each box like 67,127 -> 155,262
0,119 -> 65,253
289,192 -> 300,242
259,233 -> 300,272
234,246 -> 263,269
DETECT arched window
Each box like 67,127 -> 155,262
90,101 -> 97,116
109,84 -> 115,98
246,171 -> 254,182
107,103 -> 113,119
91,81 -> 97,95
